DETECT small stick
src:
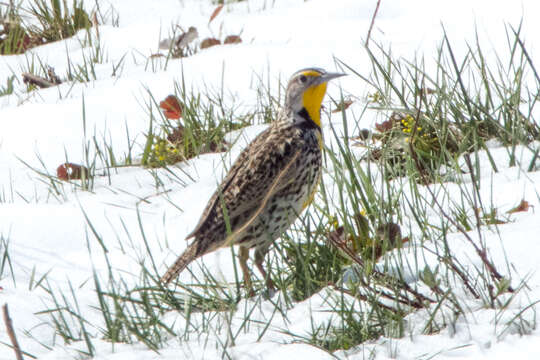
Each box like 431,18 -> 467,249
365,0 -> 382,47
22,73 -> 56,89
463,154 -> 512,291
327,230 -> 434,307
2,304 -> 24,360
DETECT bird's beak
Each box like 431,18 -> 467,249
316,72 -> 346,85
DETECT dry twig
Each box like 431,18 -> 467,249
2,304 -> 24,360
22,67 -> 62,89
22,73 -> 56,88
327,230 -> 434,308
365,0 -> 381,47
463,154 -> 513,291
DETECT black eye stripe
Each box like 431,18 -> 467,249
299,75 -> 307,83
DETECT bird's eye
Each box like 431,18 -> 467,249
299,75 -> 307,83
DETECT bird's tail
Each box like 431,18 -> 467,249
160,242 -> 199,285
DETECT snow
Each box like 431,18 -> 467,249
1,0 -> 540,359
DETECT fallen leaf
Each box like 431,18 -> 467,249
375,119 -> 394,133
375,112 -> 404,133
159,95 -> 183,120
507,199 -> 531,214
57,163 -> 90,181
167,126 -> 184,143
200,38 -> 221,49
331,99 -> 353,113
209,4 -> 224,25
327,226 -> 347,247
224,35 -> 242,44
354,129 -> 372,140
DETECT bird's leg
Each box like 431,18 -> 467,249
254,246 -> 275,294
238,246 -> 255,297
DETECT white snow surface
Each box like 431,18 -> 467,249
1,0 -> 540,359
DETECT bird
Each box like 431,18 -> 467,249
158,26 -> 198,56
174,26 -> 198,49
161,68 -> 346,295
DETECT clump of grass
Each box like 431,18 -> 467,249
0,0 -> 91,55
0,1 -> 35,54
0,75 -> 17,97
350,24 -> 539,185
300,294 -> 400,352
141,83 -> 253,168
361,111 -> 462,182
274,212 -> 344,302
26,0 -> 91,44
92,0 -> 119,28
33,278 -> 96,357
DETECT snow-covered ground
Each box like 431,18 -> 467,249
1,0 -> 540,359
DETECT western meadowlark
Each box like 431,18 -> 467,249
161,68 -> 345,295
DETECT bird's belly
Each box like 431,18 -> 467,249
237,150 -> 322,249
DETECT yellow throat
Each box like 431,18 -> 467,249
302,81 -> 328,128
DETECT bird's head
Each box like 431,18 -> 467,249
284,68 -> 346,128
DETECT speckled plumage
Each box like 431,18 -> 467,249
161,68 -> 344,294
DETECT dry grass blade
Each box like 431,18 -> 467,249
209,4 -> 224,25
365,0 -> 381,47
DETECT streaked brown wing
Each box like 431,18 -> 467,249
185,124 -> 300,241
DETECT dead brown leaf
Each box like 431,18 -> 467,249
331,99 -> 353,113
167,126 -> 185,144
57,163 -> 90,181
375,119 -> 394,133
159,95 -> 183,120
200,38 -> 221,49
507,199 -> 531,214
224,35 -> 242,44
375,112 -> 404,133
